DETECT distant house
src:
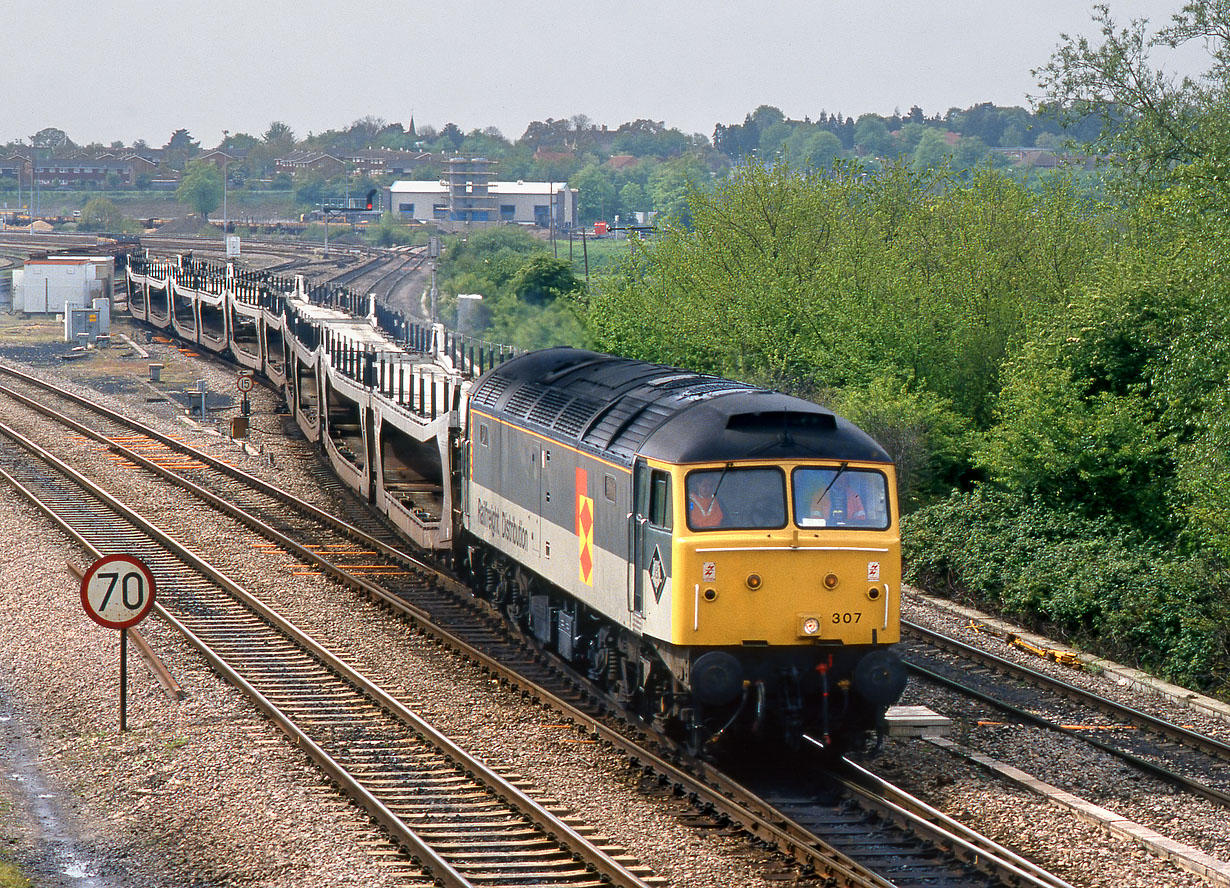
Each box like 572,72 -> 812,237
0,156 -> 25,180
33,156 -> 144,187
991,148 -> 1101,170
605,154 -> 639,170
125,154 -> 161,179
275,150 -> 346,178
341,149 -> 436,178
533,148 -> 575,164
195,149 -> 239,169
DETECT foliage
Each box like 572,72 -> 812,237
161,129 -> 200,170
510,256 -> 584,305
0,854 -> 29,888
174,162 -> 222,220
76,197 -> 127,232
1034,0 -> 1230,195
571,164 -> 619,223
589,159 -> 1104,428
904,488 -> 1230,694
436,227 -> 590,351
29,127 -> 73,152
365,211 -> 419,247
825,376 -> 975,511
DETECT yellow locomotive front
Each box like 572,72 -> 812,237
672,461 -> 901,649
649,458 -> 907,749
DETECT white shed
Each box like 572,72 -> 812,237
14,257 -> 114,314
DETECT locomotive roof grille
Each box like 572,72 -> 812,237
472,348 -> 891,466
527,388 -> 572,426
469,373 -> 511,407
505,382 -> 545,417
556,397 -> 604,438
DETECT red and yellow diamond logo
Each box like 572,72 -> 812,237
576,467 -> 594,586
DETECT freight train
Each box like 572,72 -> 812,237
126,253 -> 907,752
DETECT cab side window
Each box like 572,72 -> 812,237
649,470 -> 672,529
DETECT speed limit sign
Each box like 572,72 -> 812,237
80,554 -> 157,629
236,374 -> 254,393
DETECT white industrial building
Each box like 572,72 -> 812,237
389,180 -> 578,229
12,256 -> 114,314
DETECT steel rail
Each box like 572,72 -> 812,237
905,620 -> 1230,760
830,748 -> 1078,888
907,658 -> 1230,808
0,416 -> 658,888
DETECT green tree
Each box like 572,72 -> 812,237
758,121 -> 793,157
264,121 -> 295,146
175,161 -> 223,221
912,129 -> 952,170
77,197 -> 126,232
1034,1 -> 1230,193
796,131 -> 844,168
854,115 -> 896,157
591,160 -> 1103,429
618,182 -> 647,218
646,156 -> 710,228
30,127 -> 73,152
162,128 -> 200,170
571,164 -> 618,223
511,256 -> 583,305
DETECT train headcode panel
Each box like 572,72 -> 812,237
80,553 -> 157,629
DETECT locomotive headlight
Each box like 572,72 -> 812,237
746,573 -> 762,591
823,573 -> 839,590
801,616 -> 820,635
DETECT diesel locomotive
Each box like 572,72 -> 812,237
459,348 -> 907,750
125,255 -> 907,752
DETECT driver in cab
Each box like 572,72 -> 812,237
687,473 -> 725,528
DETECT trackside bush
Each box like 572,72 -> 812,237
903,487 -> 1230,695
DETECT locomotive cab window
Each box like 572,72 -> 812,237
687,467 -> 786,530
793,466 -> 890,529
649,470 -> 672,529
478,422 -> 489,446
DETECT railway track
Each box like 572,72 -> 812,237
901,620 -> 1230,808
0,405 -> 662,888
0,359 -> 1074,888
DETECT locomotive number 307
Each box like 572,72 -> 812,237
832,612 -> 862,624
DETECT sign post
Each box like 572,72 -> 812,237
236,372 -> 253,417
80,555 -> 157,731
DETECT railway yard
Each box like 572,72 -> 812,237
0,238 -> 1229,887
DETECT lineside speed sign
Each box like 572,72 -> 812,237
236,374 -> 253,393
80,554 -> 157,629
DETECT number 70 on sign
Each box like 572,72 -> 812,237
80,554 -> 157,629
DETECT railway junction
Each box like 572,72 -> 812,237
0,239 -> 1227,887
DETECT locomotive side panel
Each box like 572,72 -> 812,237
466,410 -> 640,630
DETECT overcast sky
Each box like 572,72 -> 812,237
0,1 -> 1209,148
